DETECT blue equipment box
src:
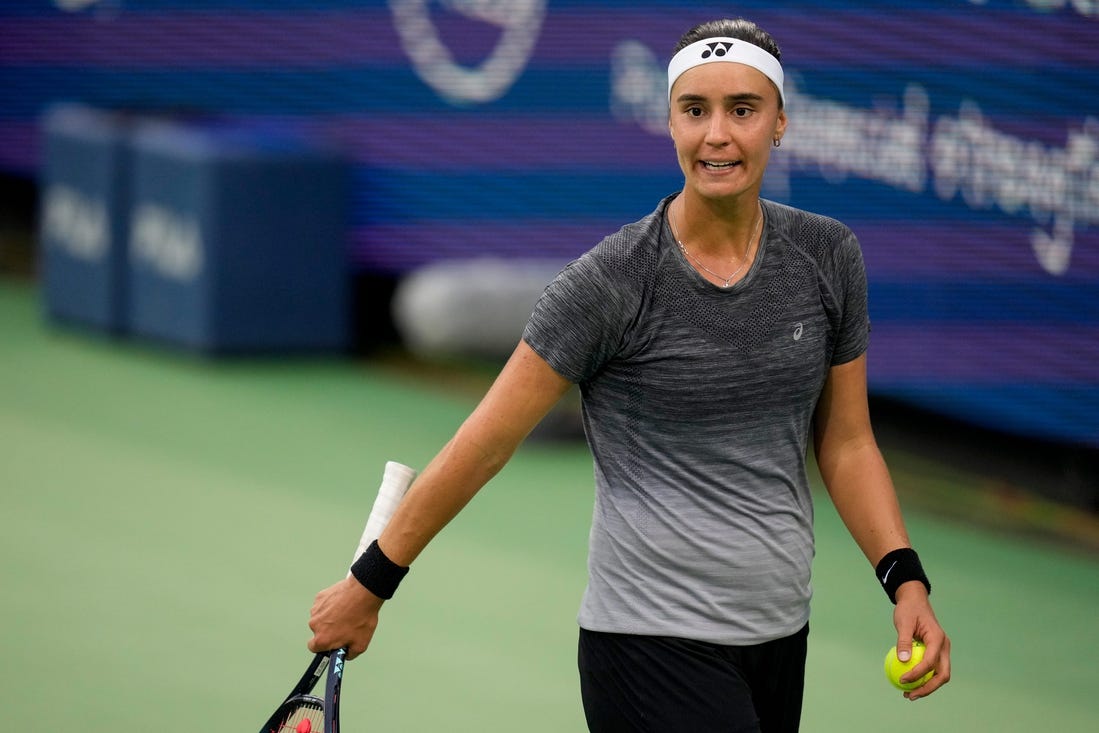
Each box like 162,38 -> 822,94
126,120 -> 350,353
39,105 -> 133,333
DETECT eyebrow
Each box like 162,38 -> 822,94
675,92 -> 766,105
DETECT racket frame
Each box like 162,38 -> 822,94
259,461 -> 415,733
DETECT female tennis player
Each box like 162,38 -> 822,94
308,17 -> 951,732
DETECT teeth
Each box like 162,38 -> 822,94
703,161 -> 736,168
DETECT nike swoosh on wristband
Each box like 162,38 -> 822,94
880,560 -> 899,585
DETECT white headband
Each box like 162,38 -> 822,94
667,37 -> 785,106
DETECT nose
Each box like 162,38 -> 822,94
704,115 -> 732,146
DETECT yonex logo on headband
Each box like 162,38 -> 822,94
701,42 -> 733,59
667,36 -> 786,106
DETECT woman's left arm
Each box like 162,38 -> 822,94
814,354 -> 951,700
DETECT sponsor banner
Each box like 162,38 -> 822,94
1,0 -> 1096,446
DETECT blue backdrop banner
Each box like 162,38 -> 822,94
1,0 -> 1096,447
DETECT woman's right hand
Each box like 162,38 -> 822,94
307,575 -> 385,660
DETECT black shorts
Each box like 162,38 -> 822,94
578,624 -> 809,733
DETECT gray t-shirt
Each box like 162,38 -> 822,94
522,194 -> 870,645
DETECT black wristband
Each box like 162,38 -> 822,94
350,539 -> 410,600
875,547 -> 931,604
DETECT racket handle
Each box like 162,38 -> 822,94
350,461 -> 417,567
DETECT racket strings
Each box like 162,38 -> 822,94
273,698 -> 324,733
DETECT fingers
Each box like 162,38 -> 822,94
306,634 -> 326,655
306,578 -> 382,660
306,586 -> 338,652
893,630 -> 950,699
904,633 -> 951,701
346,638 -> 371,661
894,636 -> 914,664
312,626 -> 375,661
892,592 -> 951,700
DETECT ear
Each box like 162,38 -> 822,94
774,109 -> 788,141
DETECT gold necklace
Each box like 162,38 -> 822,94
671,202 -> 763,288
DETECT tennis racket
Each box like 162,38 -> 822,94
260,460 -> 418,733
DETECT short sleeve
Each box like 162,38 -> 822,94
522,251 -> 640,384
829,228 -> 871,366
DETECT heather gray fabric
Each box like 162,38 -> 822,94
522,193 -> 870,645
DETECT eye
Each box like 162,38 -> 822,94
686,106 -> 704,118
732,106 -> 754,118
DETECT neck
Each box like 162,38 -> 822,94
670,197 -> 764,288
674,195 -> 762,259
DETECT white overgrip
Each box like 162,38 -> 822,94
350,461 -> 417,570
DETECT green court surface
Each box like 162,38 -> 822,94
2,279 -> 1098,732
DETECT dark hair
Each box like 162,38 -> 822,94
673,18 -> 781,62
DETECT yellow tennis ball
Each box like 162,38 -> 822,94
884,640 -> 934,691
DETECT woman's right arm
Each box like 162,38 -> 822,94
307,339 -> 573,658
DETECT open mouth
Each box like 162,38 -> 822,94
702,160 -> 740,169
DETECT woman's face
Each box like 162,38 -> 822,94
668,61 -> 786,205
